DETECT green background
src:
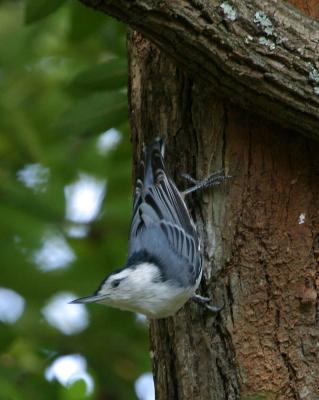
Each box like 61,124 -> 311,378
0,1 -> 150,399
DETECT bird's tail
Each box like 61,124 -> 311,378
143,137 -> 166,188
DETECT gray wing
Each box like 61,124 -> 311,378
128,138 -> 200,271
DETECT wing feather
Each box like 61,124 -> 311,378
128,138 -> 199,271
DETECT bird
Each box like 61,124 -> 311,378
71,137 -> 226,318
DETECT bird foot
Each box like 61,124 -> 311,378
181,170 -> 232,196
192,294 -> 224,314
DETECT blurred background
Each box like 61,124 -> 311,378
0,1 -> 153,399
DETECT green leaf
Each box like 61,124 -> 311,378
67,59 -> 128,96
60,379 -> 91,400
69,0 -> 106,41
25,0 -> 67,24
54,91 -> 128,136
0,377 -> 24,400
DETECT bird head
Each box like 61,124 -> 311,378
70,261 -> 163,315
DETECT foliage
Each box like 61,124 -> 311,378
0,1 -> 150,399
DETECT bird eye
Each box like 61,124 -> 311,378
111,279 -> 121,288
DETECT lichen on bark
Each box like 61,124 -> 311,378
80,0 -> 319,139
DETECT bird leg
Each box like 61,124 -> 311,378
192,294 -> 224,314
181,170 -> 232,196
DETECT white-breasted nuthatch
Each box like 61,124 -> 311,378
71,137 -> 226,318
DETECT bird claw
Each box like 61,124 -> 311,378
192,294 -> 224,314
180,173 -> 197,184
203,304 -> 224,313
181,170 -> 232,196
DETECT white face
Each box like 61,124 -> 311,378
96,262 -> 161,305
92,262 -> 196,318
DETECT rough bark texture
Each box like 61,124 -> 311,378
127,2 -> 319,399
129,32 -> 319,400
81,0 -> 319,140
128,33 -> 240,399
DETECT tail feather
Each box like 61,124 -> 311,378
143,137 -> 165,188
129,137 -> 169,253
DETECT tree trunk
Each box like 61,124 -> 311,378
128,2 -> 319,400
80,0 -> 319,140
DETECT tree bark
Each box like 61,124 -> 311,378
80,0 -> 319,139
126,2 -> 319,400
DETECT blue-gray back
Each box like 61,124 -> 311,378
128,138 -> 201,286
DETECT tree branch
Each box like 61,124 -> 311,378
80,0 -> 319,139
